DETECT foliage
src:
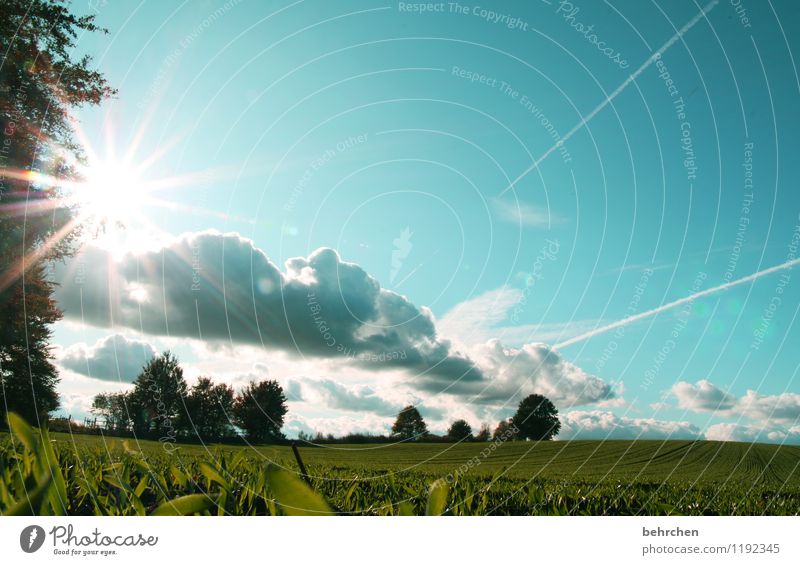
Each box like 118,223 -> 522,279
391,405 -> 428,441
0,0 -> 114,426
127,352 -> 188,439
233,380 -> 287,443
492,419 -> 516,441
181,377 -> 235,442
475,423 -> 491,442
91,391 -> 133,434
511,394 -> 561,441
0,264 -> 61,425
447,419 -> 473,441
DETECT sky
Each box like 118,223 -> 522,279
45,0 -> 800,443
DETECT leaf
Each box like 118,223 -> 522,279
264,464 -> 333,516
39,428 -> 68,515
199,462 -> 230,492
425,479 -> 449,516
134,475 -> 149,498
8,413 -> 38,454
150,494 -> 217,516
2,473 -> 53,516
398,501 -> 416,516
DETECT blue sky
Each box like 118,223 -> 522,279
50,0 -> 800,442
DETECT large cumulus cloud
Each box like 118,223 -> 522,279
53,231 -> 614,406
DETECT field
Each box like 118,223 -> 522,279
2,416 -> 799,516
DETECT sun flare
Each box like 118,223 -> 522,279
73,159 -> 146,228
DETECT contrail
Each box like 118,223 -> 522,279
554,256 -> 800,349
498,0 -> 719,198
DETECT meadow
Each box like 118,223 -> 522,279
1,415 -> 799,516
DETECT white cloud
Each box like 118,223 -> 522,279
737,390 -> 800,424
672,380 -> 800,426
704,423 -> 800,444
467,340 -> 615,407
560,410 -> 702,440
291,378 -> 404,416
439,286 -> 601,347
672,380 -> 737,412
59,334 -> 156,382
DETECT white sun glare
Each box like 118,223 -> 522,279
75,159 -> 145,228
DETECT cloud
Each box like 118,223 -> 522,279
560,410 -> 702,440
737,390 -> 800,424
439,286 -> 600,347
672,380 -> 800,425
283,413 -> 394,438
491,198 -> 563,228
672,380 -> 737,412
54,231 -> 481,389
293,378 -> 402,416
59,334 -> 156,382
466,340 -> 615,407
704,423 -> 800,444
54,231 -> 616,408
439,286 -> 522,343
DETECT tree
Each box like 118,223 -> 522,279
447,419 -> 473,441
233,380 -> 287,443
511,394 -> 561,441
391,405 -> 428,441
0,0 -> 114,425
0,264 -> 61,425
475,423 -> 491,442
492,419 -> 516,441
91,391 -> 132,433
181,377 -> 234,441
128,352 -> 188,439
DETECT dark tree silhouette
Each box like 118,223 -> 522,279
0,0 -> 113,426
233,380 -> 287,443
128,352 -> 188,438
475,423 -> 491,442
447,419 -> 473,441
511,394 -> 561,440
0,265 -> 61,424
391,405 -> 428,440
182,377 -> 234,441
492,419 -> 516,441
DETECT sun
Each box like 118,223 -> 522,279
74,159 -> 146,228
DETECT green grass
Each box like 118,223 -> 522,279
2,422 -> 800,516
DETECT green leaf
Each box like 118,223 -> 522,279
8,413 -> 38,454
398,501 -> 416,516
150,494 -> 217,516
265,464 -> 333,516
425,479 -> 449,516
199,462 -> 230,492
2,473 -> 53,516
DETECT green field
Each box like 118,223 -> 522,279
2,420 -> 800,516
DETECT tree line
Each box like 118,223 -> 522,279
88,351 -> 561,445
91,352 -> 288,443
388,396 -> 561,443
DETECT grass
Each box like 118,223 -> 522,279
2,420 -> 800,516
